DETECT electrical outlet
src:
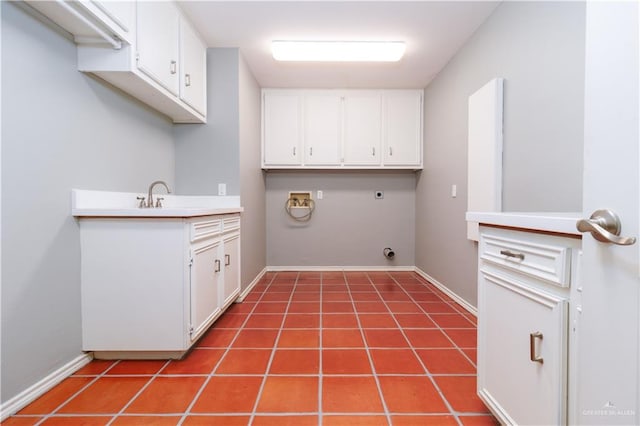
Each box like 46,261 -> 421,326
317,190 -> 323,200
375,190 -> 384,199
218,183 -> 226,196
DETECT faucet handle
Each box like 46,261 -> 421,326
155,197 -> 164,208
136,196 -> 146,208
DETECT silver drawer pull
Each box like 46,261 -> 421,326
214,259 -> 221,272
225,254 -> 230,266
500,249 -> 525,260
530,332 -> 544,364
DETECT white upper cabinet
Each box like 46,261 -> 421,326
383,91 -> 423,166
136,1 -> 180,96
88,1 -> 135,42
179,16 -> 207,116
304,92 -> 342,165
32,0 -> 208,123
263,91 -> 302,166
25,0 -> 135,47
343,92 -> 382,166
262,89 -> 422,169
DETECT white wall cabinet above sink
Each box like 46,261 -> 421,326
262,89 -> 423,170
26,0 -> 207,123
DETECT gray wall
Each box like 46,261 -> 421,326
416,1 -> 585,306
266,172 -> 416,267
175,48 -> 266,290
238,56 -> 267,288
1,2 -> 175,403
174,49 -> 240,196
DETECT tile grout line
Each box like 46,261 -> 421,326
248,271 -> 302,425
399,274 -> 478,368
368,272 -> 458,420
385,271 -> 469,426
352,272 -> 394,426
105,359 -> 172,425
317,272 -> 324,426
33,360 -> 122,425
176,272 -> 275,426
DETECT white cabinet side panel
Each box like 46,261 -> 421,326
467,78 -> 504,241
80,220 -> 186,351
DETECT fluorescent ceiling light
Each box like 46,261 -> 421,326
272,40 -> 406,62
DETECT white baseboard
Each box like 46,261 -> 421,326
236,267 -> 268,302
414,267 -> 477,316
0,353 -> 93,421
266,265 -> 416,272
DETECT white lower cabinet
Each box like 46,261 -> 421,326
79,213 -> 241,359
477,226 -> 579,425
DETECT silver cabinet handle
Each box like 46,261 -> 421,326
185,73 -> 191,87
310,147 -> 313,156
170,60 -> 177,74
372,147 -> 375,156
500,249 -> 525,260
225,254 -> 230,266
214,259 -> 221,272
293,147 -> 296,156
530,332 -> 544,364
577,209 -> 636,245
389,147 -> 393,156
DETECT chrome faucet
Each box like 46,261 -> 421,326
146,180 -> 171,208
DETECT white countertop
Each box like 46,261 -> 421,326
466,211 -> 583,235
72,189 -> 243,218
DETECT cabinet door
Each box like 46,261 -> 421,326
136,1 -> 180,95
75,1 -> 135,44
190,239 -> 222,342
383,91 -> 423,166
344,92 -> 382,165
179,17 -> 207,115
478,269 -> 567,425
304,92 -> 342,165
222,233 -> 241,309
263,92 -> 302,166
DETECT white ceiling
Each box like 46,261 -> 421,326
178,1 -> 500,89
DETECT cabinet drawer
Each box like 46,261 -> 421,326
480,233 -> 571,287
190,218 -> 222,242
222,216 -> 241,234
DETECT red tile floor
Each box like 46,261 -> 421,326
3,271 -> 497,426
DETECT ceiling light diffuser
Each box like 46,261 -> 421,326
271,40 -> 406,62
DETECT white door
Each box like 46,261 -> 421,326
263,92 -> 302,166
343,92 -> 382,166
304,92 -> 342,166
383,91 -> 422,166
136,1 -> 180,95
179,18 -> 207,115
575,3 -> 639,425
190,240 -> 221,342
222,233 -> 241,308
